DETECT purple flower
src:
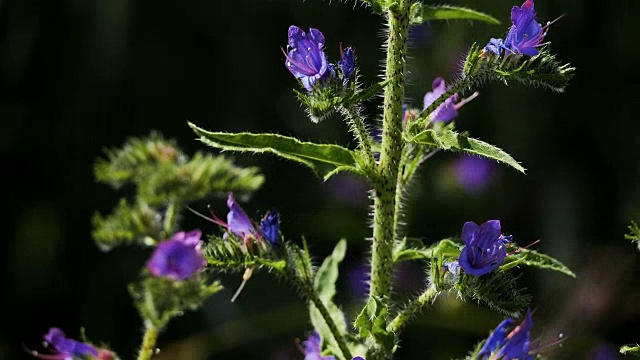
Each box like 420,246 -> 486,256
302,331 -> 336,360
226,192 -> 256,238
37,327 -> 99,360
453,156 -> 496,193
458,220 -> 511,276
484,38 -> 506,56
260,209 -> 280,246
147,229 -> 207,281
505,0 -> 546,56
338,46 -> 355,83
284,25 -> 330,91
478,311 -> 534,360
423,77 -> 477,124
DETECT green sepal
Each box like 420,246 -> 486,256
393,237 -> 461,263
620,344 -> 640,357
408,129 -> 525,173
129,274 -> 223,329
201,234 -> 287,273
344,79 -> 390,106
189,123 -> 365,180
310,240 -> 349,359
455,270 -> 530,318
354,297 -> 397,354
463,43 -> 575,93
500,247 -> 576,278
410,3 -> 500,25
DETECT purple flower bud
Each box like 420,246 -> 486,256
302,331 -> 336,360
260,209 -> 280,246
484,38 -> 506,56
505,0 -> 546,56
41,327 -> 99,359
458,220 -> 510,276
147,229 -> 207,281
284,25 -> 330,91
338,46 -> 355,83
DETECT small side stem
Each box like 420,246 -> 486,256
308,289 -> 354,360
163,202 -> 176,234
387,285 -> 439,333
137,323 -> 159,360
342,105 -> 375,166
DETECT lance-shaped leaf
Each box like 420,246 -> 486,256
393,238 -> 461,263
189,122 -> 363,180
344,79 -> 390,106
409,129 -> 525,173
310,240 -> 349,359
354,297 -> 396,353
500,247 -> 576,278
410,3 -> 499,25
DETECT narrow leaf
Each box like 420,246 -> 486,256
310,240 -> 348,359
189,123 -> 362,180
345,79 -> 390,105
501,248 -> 576,278
411,4 -> 500,25
394,238 -> 461,263
409,129 -> 525,173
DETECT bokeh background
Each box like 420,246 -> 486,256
2,0 -> 640,359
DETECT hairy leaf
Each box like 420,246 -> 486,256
457,271 -> 530,318
394,238 -> 461,263
354,297 -> 396,353
189,123 -> 363,180
501,247 -> 575,278
345,79 -> 390,106
409,129 -> 525,173
411,3 -> 500,25
310,240 -> 349,359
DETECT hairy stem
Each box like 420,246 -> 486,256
387,285 -> 439,333
342,105 -> 375,166
308,288 -> 354,360
370,1 -> 411,301
137,323 -> 159,360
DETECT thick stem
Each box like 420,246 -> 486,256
387,285 -> 439,333
308,290 -> 354,360
137,323 -> 159,360
370,1 -> 411,301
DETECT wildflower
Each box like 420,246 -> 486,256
458,220 -> 511,276
477,310 -> 534,360
423,77 -> 478,124
484,0 -> 549,57
284,25 -> 330,91
147,229 -> 207,281
260,209 -> 280,246
484,38 -> 506,56
302,331 -> 336,360
226,192 -> 256,238
338,45 -> 355,83
31,327 -> 108,360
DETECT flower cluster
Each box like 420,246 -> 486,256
457,220 -> 513,276
484,0 -> 549,56
147,229 -> 207,281
284,25 -> 355,91
32,328 -> 113,360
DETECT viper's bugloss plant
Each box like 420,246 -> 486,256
37,0 -> 583,359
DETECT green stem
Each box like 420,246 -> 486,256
387,285 -> 439,333
163,201 -> 176,234
308,289 -> 354,360
342,105 -> 375,166
370,1 -> 411,301
137,323 -> 159,360
412,77 -> 472,130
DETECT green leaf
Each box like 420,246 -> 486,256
625,220 -> 640,251
310,240 -> 349,359
354,297 -> 396,354
394,238 -> 461,263
457,270 -> 530,318
409,129 -> 525,173
345,79 -> 390,106
411,3 -> 500,25
189,123 -> 363,180
501,248 -> 576,278
620,344 -> 640,357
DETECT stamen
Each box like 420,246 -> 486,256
230,266 -> 255,303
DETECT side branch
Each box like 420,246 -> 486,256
387,285 -> 439,333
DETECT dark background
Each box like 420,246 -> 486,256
2,0 -> 640,359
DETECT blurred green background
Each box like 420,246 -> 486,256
2,0 -> 640,359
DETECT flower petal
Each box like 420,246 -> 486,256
461,221 -> 480,245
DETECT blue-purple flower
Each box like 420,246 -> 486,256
226,192 -> 256,238
477,310 -> 534,360
302,331 -> 336,360
33,327 -> 104,360
485,0 -> 548,56
284,25 -> 330,91
458,220 -> 512,276
147,229 -> 207,281
338,46 -> 355,83
423,77 -> 477,124
260,209 -> 280,246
